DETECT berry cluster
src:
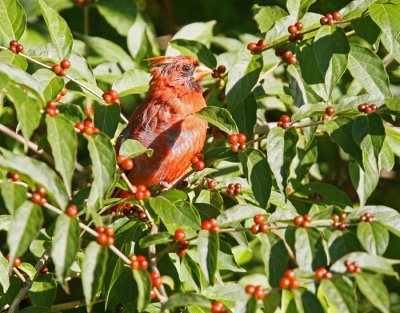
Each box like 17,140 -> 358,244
227,183 -> 242,195
191,153 -> 205,171
6,254 -> 21,268
345,260 -> 362,273
308,192 -> 325,201
52,60 -> 71,77
129,254 -> 149,270
96,226 -> 115,246
102,90 -> 120,105
358,103 -> 377,114
277,115 -> 291,129
66,204 -> 78,217
322,106 -> 335,121
117,154 -> 134,171
150,272 -> 163,288
130,184 -> 152,201
208,179 -> 217,189
332,213 -> 347,230
288,22 -> 304,43
247,39 -> 267,54
46,100 -> 60,117
75,118 -> 100,135
251,214 -> 269,234
56,86 -> 68,102
211,301 -> 230,313
174,229 -> 189,257
315,267 -> 332,280
359,212 -> 377,222
10,172 -> 20,181
293,214 -> 312,227
201,218 -> 219,232
31,186 -> 48,206
228,133 -> 246,152
275,49 -> 297,65
245,284 -> 265,300
212,65 -> 226,78
320,12 -> 341,25
9,40 -> 23,54
122,203 -> 148,221
279,269 -> 300,289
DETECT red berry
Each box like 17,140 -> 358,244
251,224 -> 260,234
96,226 -> 105,233
259,223 -> 269,233
338,223 -> 346,230
370,104 -> 377,111
280,115 -> 290,123
211,301 -> 224,313
194,160 -> 205,171
275,48 -> 284,56
191,156 -> 199,164
231,143 -> 239,152
60,87 -> 68,96
180,240 -> 189,249
217,65 -> 226,73
40,265 -> 48,274
283,49 -> 292,59
333,12 -> 341,20
228,134 -> 238,144
239,143 -> 247,151
322,114 -> 330,121
246,284 -> 255,295
210,218 -> 218,226
84,126 -> 94,135
254,214 -> 265,224
332,214 -> 339,222
237,133 -> 246,144
289,34 -> 297,43
13,258 -> 21,268
106,236 -> 115,246
66,204 -> 78,217
289,278 -> 300,289
174,229 -> 185,242
10,173 -> 20,181
201,221 -> 212,231
104,94 -> 112,103
325,13 -> 333,19
139,212 -> 147,220
284,269 -> 296,279
247,43 -> 257,51
122,159 -> 134,171
10,40 -> 18,47
143,189 -> 151,199
138,256 -> 148,269
59,69 -> 67,76
288,25 -> 297,34
152,277 -> 163,288
32,192 -> 42,204
294,215 -> 304,226
254,285 -> 265,300
252,46 -> 262,54
131,260 -> 139,270
295,22 -> 303,31
9,46 -> 17,53
320,17 -> 329,25
177,248 -> 186,257
358,104 -> 367,112
208,179 -> 217,189
75,123 -> 84,132
105,226 -> 114,237
212,70 -> 220,78
328,18 -> 335,26
280,277 -> 290,289
109,90 -> 118,99
116,155 -> 126,164
287,56 -> 297,64
115,98 -> 121,105
303,214 -> 312,223
326,107 -> 335,116
295,33 -> 304,41
135,191 -> 144,201
211,225 -> 220,233
257,39 -> 267,49
339,213 -> 347,221
47,100 -> 56,109
315,267 -> 327,279
60,60 -> 71,69
325,271 -> 333,279
282,121 -> 291,129
150,288 -> 157,299
96,233 -> 107,245
16,44 -> 23,53
35,186 -> 46,196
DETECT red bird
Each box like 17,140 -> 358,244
115,55 -> 213,200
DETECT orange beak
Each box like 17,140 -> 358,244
193,63 -> 213,81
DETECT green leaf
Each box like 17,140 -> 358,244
86,133 -> 117,217
170,39 -> 217,68
295,228 -> 327,271
294,183 -> 352,207
7,202 -> 43,271
0,0 -> 26,41
266,127 -> 298,195
28,274 -> 57,307
234,296 -> 258,313
325,118 -> 363,168
0,49 -> 27,70
252,5 -> 287,33
260,232 -> 289,288
351,16 -> 381,47
181,254 -> 202,291
163,293 -> 211,309
320,277 -> 356,313
39,0 -> 73,60
45,114 -> 77,197
0,180 -> 26,214
7,85 -> 41,144
93,102 -> 120,138
340,0 -> 378,19
0,148 -> 69,209
349,158 -> 379,207
354,273 -> 389,313
347,44 -> 391,98
95,0 -> 138,36
385,97 -> 400,112
0,253 -> 10,292
230,93 -> 257,140
198,230 -> 219,285
356,222 -> 389,255
226,50 -> 263,111
51,214 -> 80,284
119,139 -> 153,159
81,242 -> 108,310
33,69 -> 64,102
291,102 -> 326,122
19,307 -> 58,313
286,0 -> 316,20
314,26 -> 349,96
328,230 -> 363,264
292,288 -> 324,313
369,3 -> 400,62
216,204 -> 265,227
149,198 -> 201,229
239,149 -> 272,208
138,233 -> 173,249
112,69 -> 151,97
132,269 -> 151,312
193,106 -> 238,135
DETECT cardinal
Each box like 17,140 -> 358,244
115,55 -> 213,202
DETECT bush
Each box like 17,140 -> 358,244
1,0 -> 400,312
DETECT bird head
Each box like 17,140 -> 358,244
145,56 -> 213,91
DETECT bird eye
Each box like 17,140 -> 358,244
182,65 -> 190,72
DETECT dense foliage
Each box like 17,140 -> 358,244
1,0 -> 400,312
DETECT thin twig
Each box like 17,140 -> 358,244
12,268 -> 26,283
52,298 -> 104,311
